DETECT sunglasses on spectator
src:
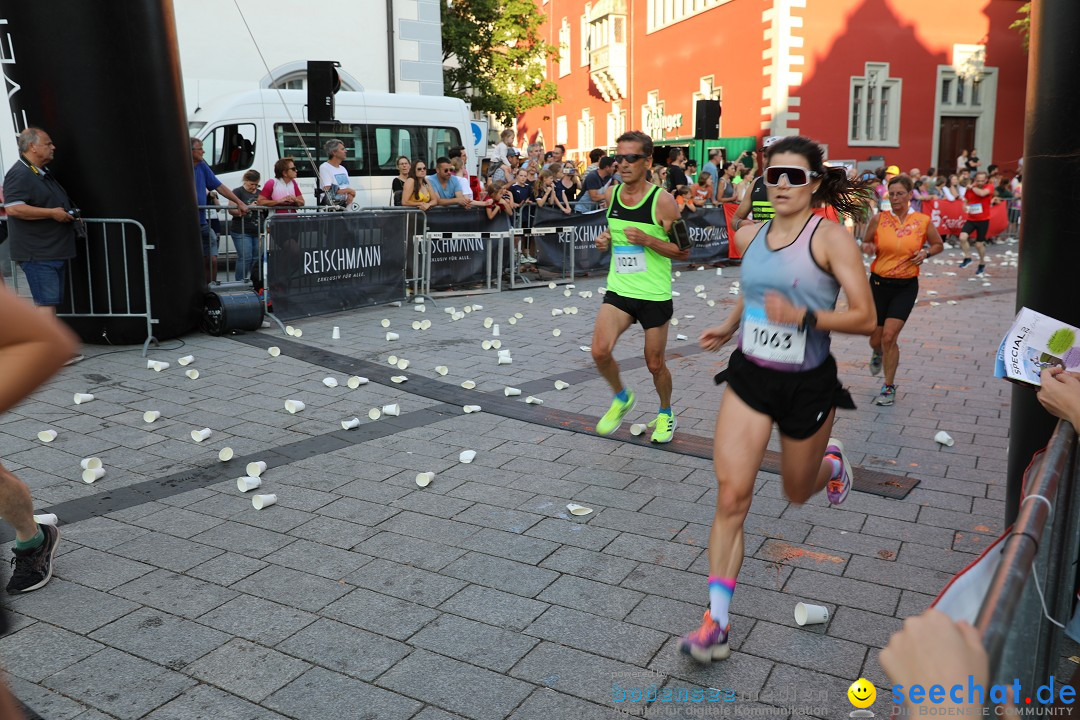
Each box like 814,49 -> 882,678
764,165 -> 821,187
613,153 -> 649,164
416,166 -> 427,171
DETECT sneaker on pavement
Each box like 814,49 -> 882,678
824,438 -> 852,505
873,384 -> 896,406
679,610 -> 730,663
869,350 -> 883,376
596,391 -> 636,435
959,258 -> 973,269
975,264 -> 986,276
648,413 -> 676,444
6,523 -> 60,594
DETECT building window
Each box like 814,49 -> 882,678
606,102 -> 626,147
647,0 -> 730,33
580,4 -> 591,67
556,116 -> 568,146
578,109 -> 594,150
848,62 -> 901,146
941,78 -> 952,104
558,19 -> 571,78
971,79 -> 981,106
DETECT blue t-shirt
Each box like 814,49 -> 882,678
431,175 -> 458,200
194,161 -> 222,225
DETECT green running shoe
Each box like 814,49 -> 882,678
596,391 -> 636,435
648,412 -> 676,444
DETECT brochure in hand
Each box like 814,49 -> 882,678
996,307 -> 1080,387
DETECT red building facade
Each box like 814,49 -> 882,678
519,0 -> 1028,173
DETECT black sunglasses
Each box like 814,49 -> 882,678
613,153 -> 649,164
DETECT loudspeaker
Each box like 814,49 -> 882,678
203,290 -> 265,336
307,60 -> 341,123
695,100 -> 721,140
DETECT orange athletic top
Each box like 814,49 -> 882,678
870,211 -> 931,279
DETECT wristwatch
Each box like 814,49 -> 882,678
800,309 -> 818,332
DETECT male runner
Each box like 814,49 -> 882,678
592,130 -> 689,443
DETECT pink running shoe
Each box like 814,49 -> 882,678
825,438 -> 851,505
678,610 -> 730,663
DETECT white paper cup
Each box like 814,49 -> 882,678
412,320 -> 422,330
347,376 -> 367,389
463,306 -> 471,313
491,340 -> 502,350
143,410 -> 161,423
82,467 -> 105,484
391,375 -> 407,383
323,377 -> 339,388
416,471 -> 435,488
498,349 -> 511,357
237,476 -> 262,492
794,602 -> 829,626
463,405 -> 482,414
482,340 -> 492,350
386,332 -> 399,341
554,380 -> 570,390
563,289 -> 572,297
37,430 -> 57,443
252,494 -> 278,510
73,393 -> 95,404
185,369 -> 200,380
552,329 -> 562,337
246,461 -> 267,477
382,403 -> 401,417
435,366 -> 449,376
471,304 -> 483,311
284,399 -> 306,414
566,503 -> 593,516
444,307 -> 456,314
508,317 -> 517,325
414,297 -> 425,304
368,408 -> 382,420
380,319 -> 391,328
548,282 -> 556,289
293,328 -> 303,337
461,380 -> 476,389
151,360 -> 170,371
341,417 -> 361,430
523,297 -> 534,303
397,359 -> 409,370
492,324 -> 500,337
191,428 -> 212,442
630,423 -> 647,436
551,309 -> 563,316
147,359 -> 156,369
218,447 -> 234,462
33,514 -> 58,526
504,387 -> 521,396
332,326 -> 341,339
934,431 -> 955,447
420,319 -> 431,330
178,355 -> 195,366
267,347 -> 281,357
286,325 -> 296,336
414,304 -> 426,313
459,450 -> 477,463
497,356 -> 512,365
80,457 -> 102,470
484,317 -> 494,329
390,354 -> 400,364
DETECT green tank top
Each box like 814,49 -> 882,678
605,184 -> 672,301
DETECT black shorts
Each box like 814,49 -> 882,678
602,290 -> 674,330
870,274 -> 918,325
962,219 -> 990,242
715,349 -> 856,439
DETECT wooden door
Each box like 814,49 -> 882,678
938,117 -> 977,174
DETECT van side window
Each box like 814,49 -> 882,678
205,123 -> 257,174
274,123 -> 364,178
368,126 -> 462,176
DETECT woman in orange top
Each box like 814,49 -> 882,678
860,174 -> 944,406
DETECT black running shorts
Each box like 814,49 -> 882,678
962,219 -> 990,242
870,274 -> 919,326
602,290 -> 674,330
715,349 -> 856,439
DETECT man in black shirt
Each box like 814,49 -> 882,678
576,156 -> 616,212
666,148 -> 689,191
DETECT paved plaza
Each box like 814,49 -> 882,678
0,243 -> 1025,719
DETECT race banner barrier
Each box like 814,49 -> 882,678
924,199 -> 1010,238
266,210 -> 410,321
423,208 -> 511,291
532,205 -> 733,275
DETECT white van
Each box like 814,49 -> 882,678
188,89 -> 476,209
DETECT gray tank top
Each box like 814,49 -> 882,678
737,214 -> 839,372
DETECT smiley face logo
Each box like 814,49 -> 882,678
847,678 -> 876,709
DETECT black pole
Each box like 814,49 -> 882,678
1006,0 -> 1080,525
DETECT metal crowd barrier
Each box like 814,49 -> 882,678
977,419 -> 1080,690
415,229 -> 509,297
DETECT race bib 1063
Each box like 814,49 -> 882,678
613,245 -> 647,274
741,305 -> 806,366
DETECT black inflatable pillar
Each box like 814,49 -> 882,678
0,0 -> 203,343
1006,0 -> 1080,525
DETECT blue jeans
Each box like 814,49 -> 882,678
200,224 -> 218,257
19,260 -> 67,306
233,233 -> 256,281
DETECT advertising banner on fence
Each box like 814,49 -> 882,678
424,208 -> 510,290
267,211 -> 407,321
533,205 -> 731,274
924,199 -> 1009,238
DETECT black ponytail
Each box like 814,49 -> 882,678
765,136 -> 874,220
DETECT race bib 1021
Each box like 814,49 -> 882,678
613,245 -> 647,274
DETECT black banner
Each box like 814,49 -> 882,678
267,212 -> 407,321
532,205 -> 729,274
423,208 -> 510,291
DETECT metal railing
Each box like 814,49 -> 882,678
977,419 -> 1080,688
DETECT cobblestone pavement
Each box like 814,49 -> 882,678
0,242 -> 1022,719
